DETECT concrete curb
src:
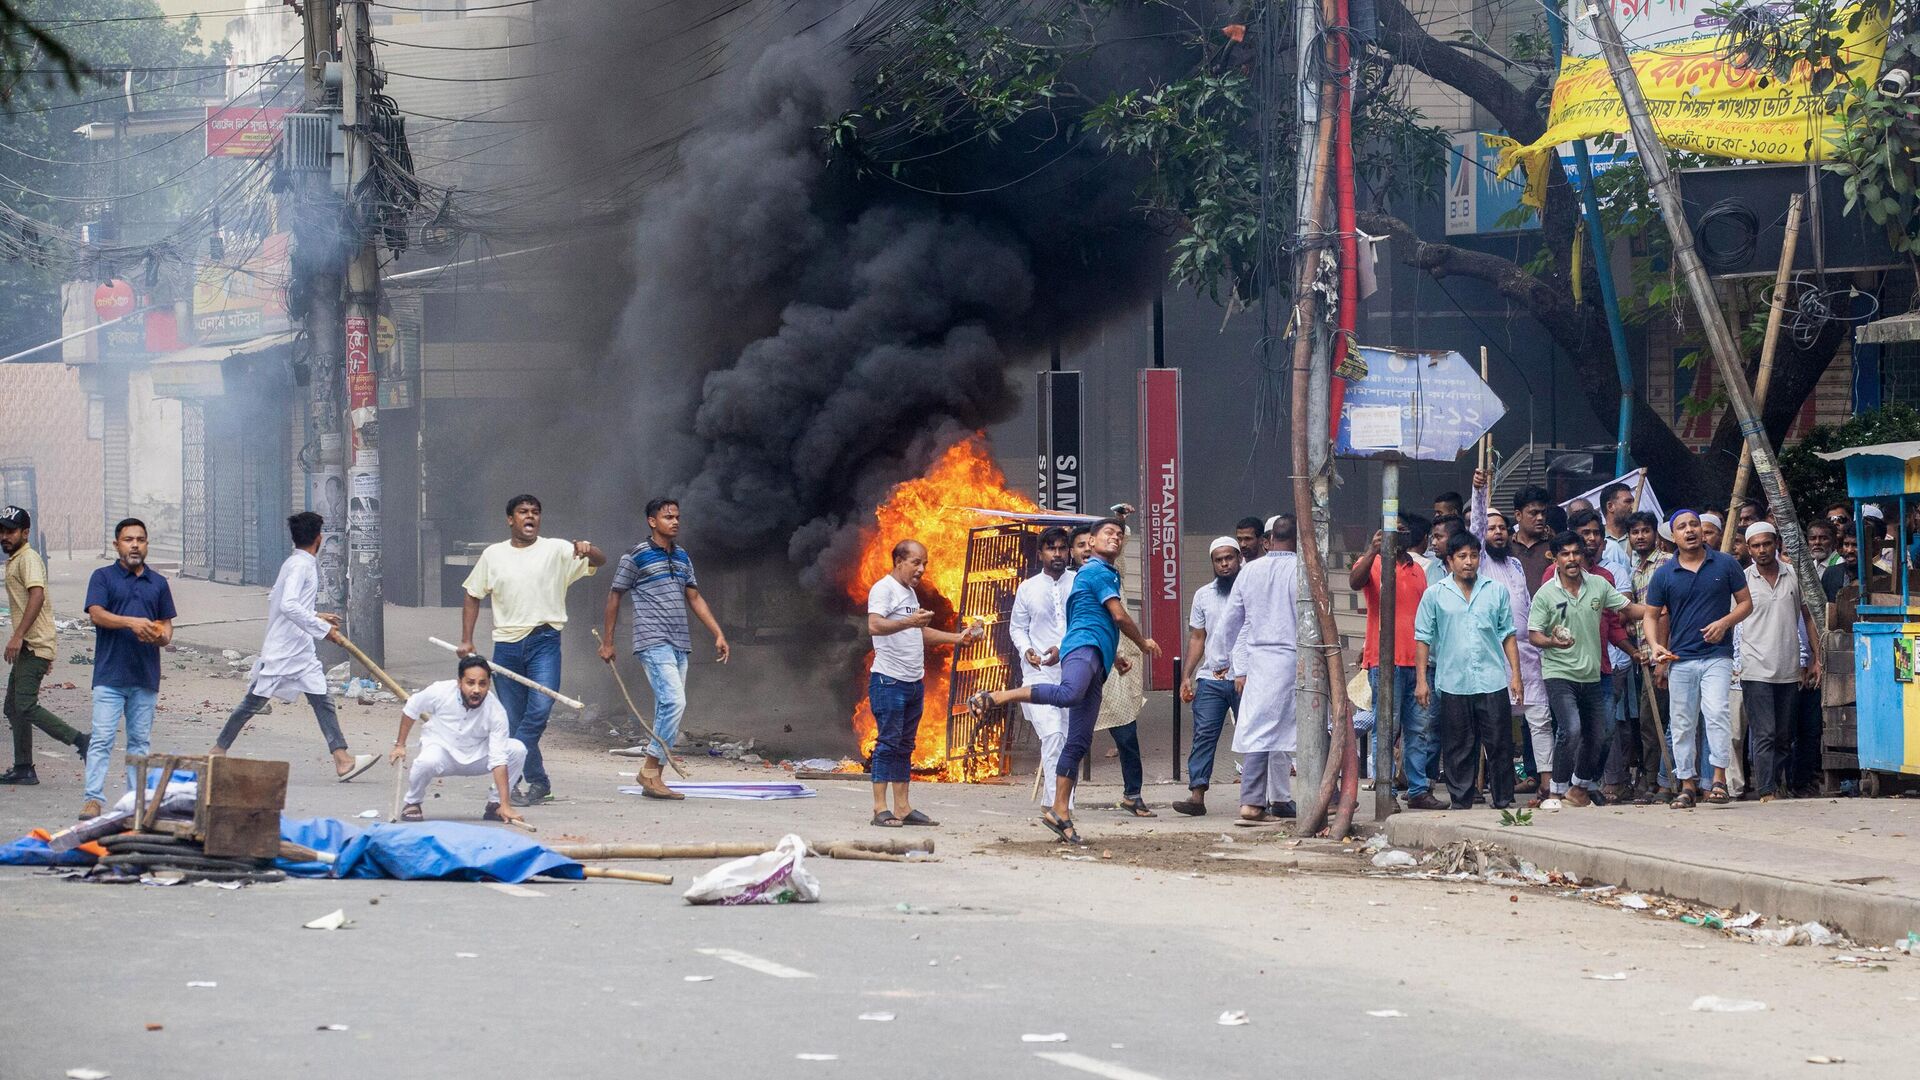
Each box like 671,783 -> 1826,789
1384,814 -> 1920,947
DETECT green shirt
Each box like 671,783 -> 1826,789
1528,570 -> 1629,685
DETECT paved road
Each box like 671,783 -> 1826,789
2,652 -> 1915,1079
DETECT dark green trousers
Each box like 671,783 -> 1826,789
6,652 -> 82,766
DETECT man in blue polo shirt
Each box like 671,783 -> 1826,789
1645,509 -> 1752,809
80,518 -> 177,819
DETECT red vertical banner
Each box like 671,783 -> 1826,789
1138,368 -> 1182,691
345,314 -> 375,462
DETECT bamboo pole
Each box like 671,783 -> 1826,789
1479,346 -> 1492,476
580,866 -> 675,885
1723,193 -> 1805,551
549,838 -> 934,860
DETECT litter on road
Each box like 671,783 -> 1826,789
303,909 -> 348,930
1022,1033 -> 1069,1043
858,1012 -> 896,1022
185,981 -> 217,988
1690,996 -> 1768,1013
683,834 -> 820,905
1216,1011 -> 1249,1026
1366,1010 -> 1406,1018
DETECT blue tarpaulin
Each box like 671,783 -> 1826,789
0,835 -> 96,867
277,817 -> 582,882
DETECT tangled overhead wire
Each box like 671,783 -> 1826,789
1768,273 -> 1881,348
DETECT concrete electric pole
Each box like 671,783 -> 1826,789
299,0 -> 347,621
340,0 -> 385,664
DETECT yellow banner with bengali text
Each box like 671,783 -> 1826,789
1497,6 -> 1889,207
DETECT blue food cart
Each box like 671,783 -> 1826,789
1818,441 -> 1920,788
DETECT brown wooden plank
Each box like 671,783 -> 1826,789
201,809 -> 282,859
206,757 -> 289,809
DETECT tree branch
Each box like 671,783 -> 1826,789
1372,0 -> 1546,143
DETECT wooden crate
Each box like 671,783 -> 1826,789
198,757 -> 289,859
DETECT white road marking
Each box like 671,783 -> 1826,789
483,883 -> 545,898
695,947 -> 816,979
1035,1053 -> 1166,1080
37,751 -> 65,761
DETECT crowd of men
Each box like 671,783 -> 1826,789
0,495 -> 727,828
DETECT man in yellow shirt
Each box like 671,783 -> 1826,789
458,494 -> 604,805
2,506 -> 86,785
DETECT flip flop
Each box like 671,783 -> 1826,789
1117,798 -> 1156,818
1234,813 -> 1281,828
871,811 -> 903,827
898,810 -> 939,827
336,754 -> 380,782
1670,790 -> 1697,809
400,803 -> 424,822
1704,782 -> 1732,805
1040,810 -> 1071,842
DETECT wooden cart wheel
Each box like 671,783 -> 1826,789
1862,771 -> 1882,799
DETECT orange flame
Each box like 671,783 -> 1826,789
849,435 -> 1036,780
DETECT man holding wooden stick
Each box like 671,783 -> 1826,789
459,494 -> 604,807
211,512 -> 379,781
389,655 -> 527,827
599,497 -> 728,800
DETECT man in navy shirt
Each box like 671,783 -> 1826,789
80,519 -> 176,819
1645,509 -> 1752,808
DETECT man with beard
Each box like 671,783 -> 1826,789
79,519 -> 176,819
1,506 -> 86,786
1511,486 -> 1556,589
1736,523 -> 1819,801
970,519 -> 1160,845
1173,536 -> 1245,816
1009,526 -> 1076,800
1234,517 -> 1266,563
1415,531 -> 1522,809
1212,517 -> 1303,822
1698,511 -> 1726,552
867,540 -> 984,828
1470,472 -> 1544,794
1804,519 -> 1837,569
391,656 -> 528,827
1645,510 -> 1753,808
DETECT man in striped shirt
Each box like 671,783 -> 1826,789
600,498 -> 729,800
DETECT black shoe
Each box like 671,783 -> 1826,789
0,765 -> 39,785
1406,792 -> 1448,811
1268,801 -> 1296,819
510,783 -> 551,808
74,733 -> 89,758
482,803 -> 505,822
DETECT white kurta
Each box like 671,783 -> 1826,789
1009,568 -> 1073,739
247,550 -> 331,701
1213,551 -> 1301,754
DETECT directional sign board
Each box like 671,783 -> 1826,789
1334,346 -> 1505,462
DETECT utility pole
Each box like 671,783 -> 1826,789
1587,4 -> 1826,629
300,0 -> 347,621
340,0 -> 385,664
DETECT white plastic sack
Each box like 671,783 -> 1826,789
682,834 -> 821,906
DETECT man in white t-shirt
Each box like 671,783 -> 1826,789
458,494 -> 604,806
866,539 -> 982,828
389,656 -> 528,826
1172,536 -> 1244,816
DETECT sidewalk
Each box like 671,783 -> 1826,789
1385,798 -> 1920,946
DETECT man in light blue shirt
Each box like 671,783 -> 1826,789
1414,530 -> 1522,809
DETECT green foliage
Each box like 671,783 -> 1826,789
833,0 -> 1444,304
1778,404 -> 1920,521
0,0 -> 222,356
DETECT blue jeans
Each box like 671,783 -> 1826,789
638,644 -> 690,761
1108,722 -> 1143,800
868,673 -> 924,784
1369,665 -> 1438,797
492,626 -> 561,788
1030,646 -> 1106,780
1187,678 -> 1239,788
1668,655 -> 1733,782
86,685 -> 157,803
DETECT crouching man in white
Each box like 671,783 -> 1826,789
389,655 -> 528,827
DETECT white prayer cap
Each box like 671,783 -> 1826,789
1265,515 -> 1282,533
1745,521 -> 1778,540
1700,512 -> 1724,529
1863,503 -> 1885,521
1209,535 -> 1240,556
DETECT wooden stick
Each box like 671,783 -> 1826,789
1639,661 -> 1676,781
822,845 -> 937,863
428,637 -> 585,709
591,629 -> 689,779
1723,193 -> 1804,552
795,770 -> 869,782
550,838 -> 934,860
580,866 -> 674,885
334,633 -> 411,701
1478,345 -> 1491,475
280,840 -> 338,865
389,757 -> 407,824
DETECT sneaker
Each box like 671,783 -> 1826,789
1268,801 -> 1297,819
0,765 -> 38,785
77,798 -> 103,820
1539,797 -> 1564,811
1405,792 -> 1447,811
510,782 -> 551,808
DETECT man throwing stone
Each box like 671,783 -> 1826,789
459,494 -> 604,806
212,512 -> 378,781
600,497 -> 729,800
391,655 -> 528,827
